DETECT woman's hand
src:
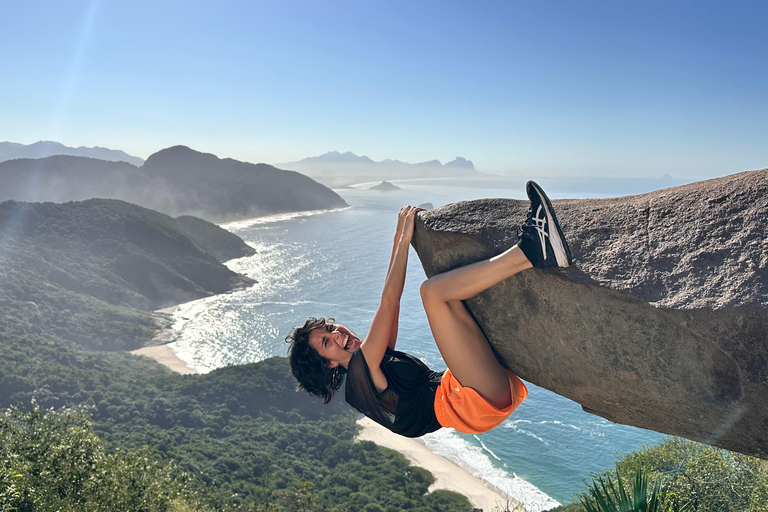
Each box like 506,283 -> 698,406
395,206 -> 407,238
398,205 -> 423,244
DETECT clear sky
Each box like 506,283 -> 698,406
2,0 -> 767,177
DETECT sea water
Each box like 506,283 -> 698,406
171,177 -> 682,510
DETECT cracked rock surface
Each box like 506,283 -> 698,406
411,169 -> 768,459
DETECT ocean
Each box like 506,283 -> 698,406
170,177 -> 684,511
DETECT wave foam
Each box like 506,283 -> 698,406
422,429 -> 560,512
220,206 -> 352,230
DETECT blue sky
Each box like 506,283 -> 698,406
2,0 -> 767,177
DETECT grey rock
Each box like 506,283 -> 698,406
411,169 -> 768,459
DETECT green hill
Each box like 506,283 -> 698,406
0,198 -> 254,350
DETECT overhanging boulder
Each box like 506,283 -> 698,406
411,169 -> 768,458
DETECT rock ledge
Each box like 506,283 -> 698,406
412,169 -> 768,459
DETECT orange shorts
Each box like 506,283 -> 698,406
433,368 -> 528,434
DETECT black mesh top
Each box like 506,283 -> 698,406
344,347 -> 444,438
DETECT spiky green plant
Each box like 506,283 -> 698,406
580,469 -> 688,512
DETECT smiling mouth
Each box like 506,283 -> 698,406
343,334 -> 350,350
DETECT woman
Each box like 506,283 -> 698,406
286,181 -> 572,438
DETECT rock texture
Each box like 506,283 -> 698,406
411,169 -> 768,459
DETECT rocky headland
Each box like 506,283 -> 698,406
412,169 -> 768,459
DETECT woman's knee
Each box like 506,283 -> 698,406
420,278 -> 441,304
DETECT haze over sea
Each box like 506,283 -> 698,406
169,177 -> 683,510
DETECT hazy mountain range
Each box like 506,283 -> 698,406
0,140 -> 145,166
1,140 -> 486,190
279,151 -> 481,187
0,146 -> 348,222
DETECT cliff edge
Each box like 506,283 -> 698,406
411,169 -> 768,459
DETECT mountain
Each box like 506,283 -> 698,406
0,198 -> 254,350
0,155 -> 146,203
140,146 -> 348,220
444,156 -> 475,169
279,151 -> 480,187
0,140 -> 145,166
0,146 -> 348,222
297,151 -> 375,165
412,168 -> 768,460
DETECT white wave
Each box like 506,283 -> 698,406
220,206 -> 352,231
502,419 -> 550,445
553,420 -> 581,431
505,419 -> 532,427
537,420 -> 582,432
422,429 -> 560,512
474,434 -> 502,461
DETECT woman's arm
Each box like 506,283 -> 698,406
361,206 -> 419,391
384,213 -> 407,350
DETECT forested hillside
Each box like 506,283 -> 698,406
0,199 -> 254,350
0,198 -> 475,511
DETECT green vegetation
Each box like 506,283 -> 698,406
0,198 -> 474,510
552,437 -> 768,512
580,469 -> 687,512
1,403 -> 206,512
1,336 -> 476,510
176,215 -> 256,262
0,199 -> 252,350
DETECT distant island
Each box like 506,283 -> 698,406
0,145 -> 348,222
369,180 -> 401,191
279,151 -> 482,188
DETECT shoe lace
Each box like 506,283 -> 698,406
519,205 -> 549,255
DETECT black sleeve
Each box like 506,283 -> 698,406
345,349 -> 399,428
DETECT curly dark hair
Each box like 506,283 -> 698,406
285,317 -> 347,404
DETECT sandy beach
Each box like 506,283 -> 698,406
357,417 -> 524,511
132,343 -> 198,374
132,307 -> 524,511
131,306 -> 198,375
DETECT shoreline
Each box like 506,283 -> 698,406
131,305 -> 198,375
131,343 -> 198,375
132,306 -> 526,511
356,417 -> 525,512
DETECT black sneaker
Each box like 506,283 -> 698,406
518,180 -> 572,268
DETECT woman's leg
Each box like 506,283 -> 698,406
420,181 -> 572,409
420,245 -> 531,409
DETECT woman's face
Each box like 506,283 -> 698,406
307,322 -> 362,369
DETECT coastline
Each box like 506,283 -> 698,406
356,417 -> 525,512
132,306 -> 525,512
131,306 -> 198,375
132,343 -> 198,374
